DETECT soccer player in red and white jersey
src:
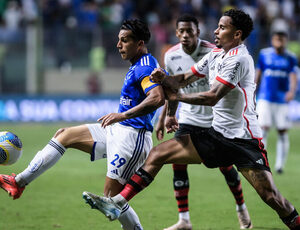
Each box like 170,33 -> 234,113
156,14 -> 252,230
82,9 -> 300,230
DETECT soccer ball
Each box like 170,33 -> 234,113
0,131 -> 23,165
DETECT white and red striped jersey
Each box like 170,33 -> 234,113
164,39 -> 214,128
192,44 -> 262,139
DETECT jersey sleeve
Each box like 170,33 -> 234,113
136,66 -> 160,94
164,54 -> 173,75
216,56 -> 247,88
191,52 -> 210,78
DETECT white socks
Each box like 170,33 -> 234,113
119,204 -> 143,230
275,132 -> 289,171
15,138 -> 66,187
179,211 -> 190,221
236,203 -> 246,212
112,194 -> 128,208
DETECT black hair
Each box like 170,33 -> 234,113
176,14 -> 199,28
223,9 -> 253,41
121,19 -> 151,44
272,31 -> 288,37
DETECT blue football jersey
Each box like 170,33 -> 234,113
119,53 -> 160,131
256,47 -> 298,103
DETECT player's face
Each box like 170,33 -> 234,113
117,29 -> 140,61
176,21 -> 199,53
272,34 -> 287,51
214,16 -> 240,51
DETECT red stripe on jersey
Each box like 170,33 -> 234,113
239,85 -> 269,167
201,40 -> 216,48
191,66 -> 206,78
229,48 -> 239,56
213,48 -> 223,52
216,76 -> 235,88
166,43 -> 180,54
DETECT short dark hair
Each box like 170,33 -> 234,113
176,14 -> 199,28
223,9 -> 253,41
121,19 -> 151,44
272,31 -> 288,37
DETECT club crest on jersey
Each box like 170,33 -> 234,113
120,96 -> 132,106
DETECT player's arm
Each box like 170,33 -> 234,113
255,52 -> 263,92
151,68 -> 199,89
255,69 -> 262,87
169,79 -> 231,106
124,84 -> 165,119
99,84 -> 164,128
285,72 -> 298,102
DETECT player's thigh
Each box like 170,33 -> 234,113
256,100 -> 272,128
274,104 -> 290,130
146,134 -> 203,166
56,123 -> 104,153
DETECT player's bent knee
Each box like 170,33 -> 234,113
145,146 -> 165,165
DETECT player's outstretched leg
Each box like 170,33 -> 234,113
0,173 -> 25,199
241,169 -> 300,230
219,166 -> 252,229
0,137 -> 65,199
164,164 -> 192,230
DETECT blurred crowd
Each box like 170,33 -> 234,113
0,0 -> 300,94
1,0 -> 300,65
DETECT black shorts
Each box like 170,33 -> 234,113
190,127 -> 271,172
174,123 -> 210,138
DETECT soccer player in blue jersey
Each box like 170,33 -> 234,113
0,19 -> 165,230
255,30 -> 298,174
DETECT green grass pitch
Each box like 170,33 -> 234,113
0,123 -> 299,230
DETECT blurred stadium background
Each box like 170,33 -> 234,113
0,1 -> 300,229
0,0 -> 300,122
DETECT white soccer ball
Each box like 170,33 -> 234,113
0,131 -> 23,165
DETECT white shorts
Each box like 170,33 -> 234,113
256,100 -> 290,130
86,123 -> 152,185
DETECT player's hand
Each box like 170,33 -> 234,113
150,68 -> 166,84
165,116 -> 179,133
155,117 -> 165,141
285,91 -> 295,102
98,113 -> 126,128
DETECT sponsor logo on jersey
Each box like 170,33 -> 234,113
264,69 -> 288,78
198,60 -> 208,72
176,66 -> 182,72
111,169 -> 119,175
120,96 -> 132,106
171,55 -> 182,60
229,62 -> 240,80
256,159 -> 264,165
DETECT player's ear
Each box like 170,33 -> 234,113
138,40 -> 144,47
234,30 -> 242,39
